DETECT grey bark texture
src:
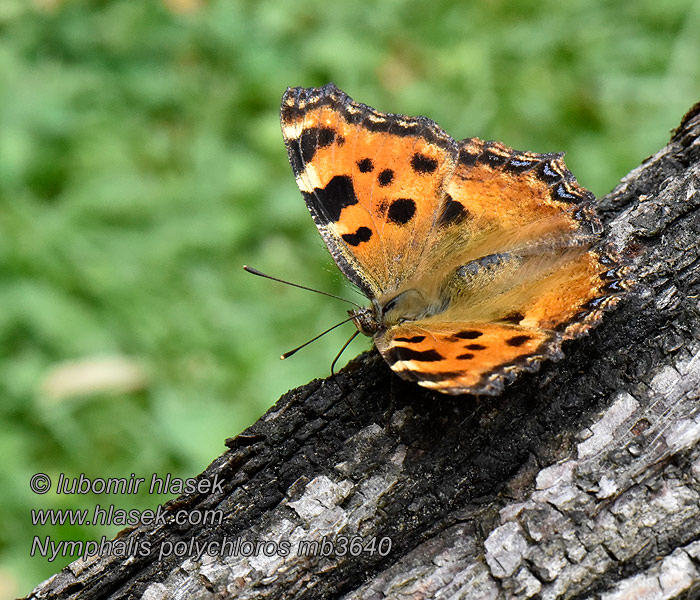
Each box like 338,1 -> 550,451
27,101 -> 700,600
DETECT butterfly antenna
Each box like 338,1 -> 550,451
281,315 -> 356,360
243,265 -> 361,308
331,330 -> 360,375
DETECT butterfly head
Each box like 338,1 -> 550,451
348,304 -> 381,336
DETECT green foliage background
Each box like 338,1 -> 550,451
1,0 -> 698,594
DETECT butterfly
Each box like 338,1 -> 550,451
280,83 -> 626,395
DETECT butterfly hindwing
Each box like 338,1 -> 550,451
375,322 -> 556,395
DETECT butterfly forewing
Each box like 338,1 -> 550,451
281,84 -> 459,296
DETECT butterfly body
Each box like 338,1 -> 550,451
281,83 -> 626,395
348,285 -> 447,336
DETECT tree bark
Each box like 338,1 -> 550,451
27,101 -> 700,600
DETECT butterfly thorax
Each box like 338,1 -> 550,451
349,288 -> 448,337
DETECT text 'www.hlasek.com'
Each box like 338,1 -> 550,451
29,472 -> 392,562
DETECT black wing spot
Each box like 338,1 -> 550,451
499,312 -> 525,325
387,198 -> 416,225
504,158 -> 538,173
400,370 -> 464,383
600,268 -> 621,281
394,335 -> 426,343
288,144 -> 304,177
478,150 -> 508,167
465,344 -> 486,350
411,152 -> 438,174
377,169 -> 394,187
450,330 -> 483,340
341,226 -> 372,246
317,127 -> 335,146
458,149 -> 478,166
507,335 -> 531,347
385,347 -> 444,365
583,296 -> 607,309
305,175 -> 358,223
537,161 -> 562,185
438,195 -> 469,226
457,353 -> 474,360
552,183 -> 581,203
300,127 -> 336,164
604,280 -> 623,293
357,158 -> 374,173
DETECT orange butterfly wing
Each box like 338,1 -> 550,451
281,84 -> 458,297
374,322 -> 556,394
